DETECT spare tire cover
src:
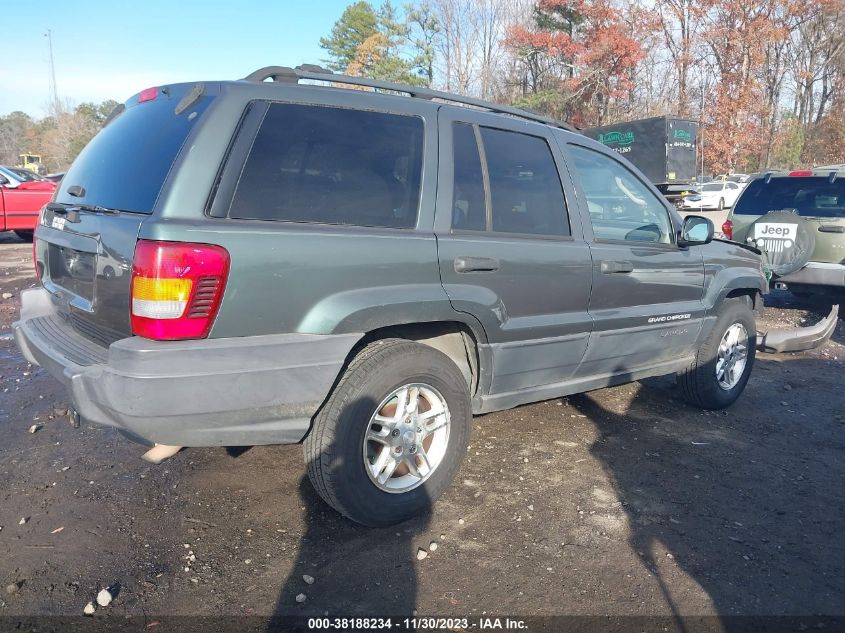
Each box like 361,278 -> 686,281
747,211 -> 815,277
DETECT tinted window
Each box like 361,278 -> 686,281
733,177 -> 845,218
229,103 -> 423,228
55,87 -> 213,213
569,145 -> 673,244
701,183 -> 723,192
451,123 -> 486,231
480,127 -> 569,236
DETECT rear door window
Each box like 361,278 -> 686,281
451,123 -> 486,231
481,127 -> 569,236
733,177 -> 845,218
228,103 -> 424,228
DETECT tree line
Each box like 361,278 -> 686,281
0,100 -> 119,174
320,0 -> 844,174
2,0 -> 841,175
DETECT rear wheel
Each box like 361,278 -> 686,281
679,298 -> 756,409
305,339 -> 471,526
717,198 -> 725,212
14,230 -> 33,242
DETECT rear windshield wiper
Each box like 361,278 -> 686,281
48,202 -> 121,215
46,202 -> 121,224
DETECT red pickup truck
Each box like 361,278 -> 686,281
0,167 -> 56,239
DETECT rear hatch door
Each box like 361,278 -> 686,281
731,176 -> 845,264
36,84 -> 215,345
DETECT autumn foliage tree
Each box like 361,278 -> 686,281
506,0 -> 644,126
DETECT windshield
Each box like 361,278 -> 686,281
10,168 -> 41,181
0,167 -> 20,183
733,177 -> 845,218
55,86 -> 213,214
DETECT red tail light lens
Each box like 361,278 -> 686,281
130,240 -> 229,340
721,220 -> 733,240
788,170 -> 813,177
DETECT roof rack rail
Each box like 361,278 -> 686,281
242,65 -> 577,133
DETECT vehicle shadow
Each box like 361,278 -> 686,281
267,394 -> 430,628
0,232 -> 31,245
571,357 -> 845,629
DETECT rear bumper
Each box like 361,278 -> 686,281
776,262 -> 845,289
13,288 -> 362,447
758,303 -> 839,353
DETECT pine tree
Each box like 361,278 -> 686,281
319,1 -> 381,71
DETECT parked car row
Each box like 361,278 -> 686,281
0,165 -> 57,240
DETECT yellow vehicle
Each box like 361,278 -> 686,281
16,154 -> 44,174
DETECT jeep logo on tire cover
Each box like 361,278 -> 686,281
754,222 -> 798,253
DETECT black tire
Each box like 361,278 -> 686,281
678,298 -> 756,409
14,230 -> 34,242
304,338 -> 471,526
718,198 -> 725,212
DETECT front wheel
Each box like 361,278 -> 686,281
678,298 -> 756,409
305,339 -> 471,526
717,198 -> 725,212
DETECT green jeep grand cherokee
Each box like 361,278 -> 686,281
15,66 -> 769,526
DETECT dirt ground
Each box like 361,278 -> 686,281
1,230 -> 843,630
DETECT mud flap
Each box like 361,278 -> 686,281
757,304 -> 839,353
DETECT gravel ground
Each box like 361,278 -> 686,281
1,232 -> 843,628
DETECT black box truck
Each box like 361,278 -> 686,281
583,116 -> 699,204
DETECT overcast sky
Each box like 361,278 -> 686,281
1,0 -> 352,117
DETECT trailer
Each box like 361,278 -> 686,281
583,116 -> 699,204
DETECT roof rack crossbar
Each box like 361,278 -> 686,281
241,65 -> 577,133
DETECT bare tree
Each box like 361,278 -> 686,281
427,0 -> 521,97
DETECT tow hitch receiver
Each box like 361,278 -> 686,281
757,304 -> 839,353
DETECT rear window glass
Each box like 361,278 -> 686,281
229,103 -> 424,228
55,87 -> 213,214
480,127 -> 569,236
701,183 -> 723,192
734,177 -> 845,218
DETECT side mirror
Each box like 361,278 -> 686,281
679,215 -> 714,247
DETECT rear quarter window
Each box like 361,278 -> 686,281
228,103 -> 424,229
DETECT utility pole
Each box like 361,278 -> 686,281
45,29 -> 60,115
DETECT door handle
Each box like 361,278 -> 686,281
818,225 -> 845,234
454,256 -> 500,273
600,260 -> 634,274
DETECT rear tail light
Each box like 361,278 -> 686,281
130,240 -> 229,340
788,170 -> 813,177
721,219 -> 733,240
